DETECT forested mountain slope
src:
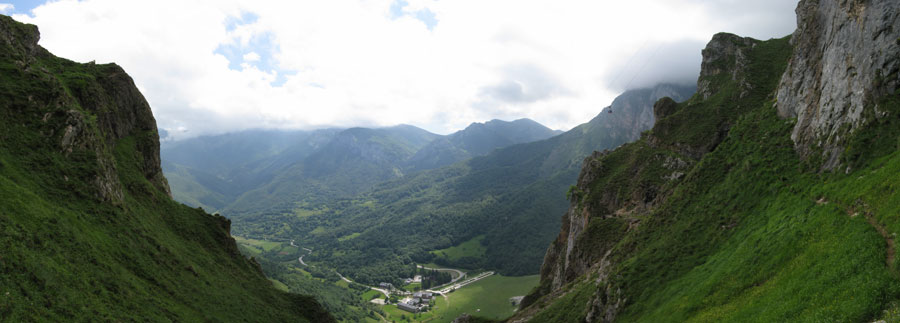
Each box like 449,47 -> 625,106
163,118 -> 561,216
405,118 -> 561,171
236,83 -> 695,285
161,128 -> 340,211
0,15 -> 332,322
514,0 -> 900,321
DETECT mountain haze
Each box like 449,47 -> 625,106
406,118 -> 561,171
162,118 -> 561,216
233,83 -> 696,284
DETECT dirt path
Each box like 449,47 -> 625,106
831,198 -> 896,271
863,213 -> 896,270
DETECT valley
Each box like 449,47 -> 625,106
234,235 -> 536,322
4,0 -> 900,321
161,83 -> 693,321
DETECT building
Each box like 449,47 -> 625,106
378,282 -> 394,290
397,301 -> 419,313
403,275 -> 423,284
413,292 -> 433,300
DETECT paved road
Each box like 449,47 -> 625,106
297,245 -> 310,266
417,265 -> 466,283
336,272 -> 390,297
429,271 -> 494,295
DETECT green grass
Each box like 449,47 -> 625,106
234,236 -> 284,252
361,289 -> 382,301
420,263 -> 464,280
373,275 -> 538,322
431,275 -> 538,322
524,35 -> 900,322
431,235 -> 487,261
338,232 -> 361,242
616,102 -> 900,322
529,279 -> 597,322
0,15 -> 331,321
382,303 -> 437,322
270,278 -> 290,292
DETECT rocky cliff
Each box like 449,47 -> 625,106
515,33 -> 764,322
776,0 -> 900,170
515,0 -> 900,321
0,15 -> 332,321
0,15 -> 169,205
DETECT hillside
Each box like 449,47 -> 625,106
163,118 -> 561,216
0,15 -> 332,321
234,83 -> 695,285
514,0 -> 900,321
222,125 -> 443,216
405,118 -> 561,171
161,129 -> 340,211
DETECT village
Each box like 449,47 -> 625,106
373,271 -> 496,314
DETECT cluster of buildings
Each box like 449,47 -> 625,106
403,275 -> 422,285
397,291 -> 434,313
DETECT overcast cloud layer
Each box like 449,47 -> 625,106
8,0 -> 797,138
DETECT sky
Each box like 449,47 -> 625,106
3,0 -> 798,139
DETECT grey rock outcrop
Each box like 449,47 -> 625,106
776,0 -> 900,170
1,15 -> 170,203
698,33 -> 756,100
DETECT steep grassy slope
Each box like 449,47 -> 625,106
515,2 -> 900,319
0,15 -> 332,321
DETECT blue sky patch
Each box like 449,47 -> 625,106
215,12 -> 295,87
3,0 -> 47,15
389,0 -> 438,30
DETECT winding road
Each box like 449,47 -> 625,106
416,265 -> 466,283
292,244 -> 477,298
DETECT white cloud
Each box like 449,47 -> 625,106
0,3 -> 13,13
12,0 -> 798,138
242,51 -> 260,62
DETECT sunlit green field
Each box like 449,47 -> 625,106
380,274 -> 539,322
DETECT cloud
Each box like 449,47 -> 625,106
242,52 -> 260,62
604,39 -> 707,91
479,64 -> 570,104
0,3 -> 13,13
12,0 -> 798,139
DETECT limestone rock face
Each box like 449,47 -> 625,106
652,97 -> 679,120
698,33 -> 756,100
517,30 -> 762,323
0,15 -> 170,203
776,0 -> 900,170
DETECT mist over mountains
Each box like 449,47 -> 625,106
161,118 -> 561,212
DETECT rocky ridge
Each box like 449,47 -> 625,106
514,0 -> 900,321
776,0 -> 900,170
0,15 -> 169,204
512,33 -> 758,322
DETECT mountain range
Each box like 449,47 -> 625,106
162,118 -> 561,214
221,83 -> 695,284
5,0 -> 900,321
